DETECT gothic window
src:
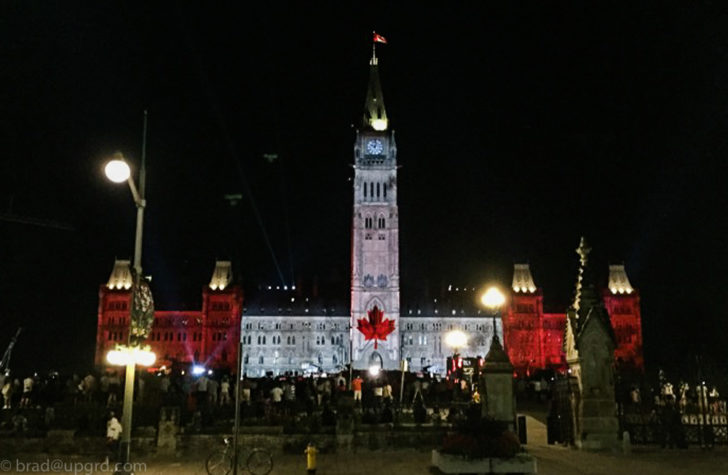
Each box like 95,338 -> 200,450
378,216 -> 385,228
369,182 -> 374,198
262,335 -> 266,345
365,233 -> 373,240
259,356 -> 264,364
378,234 -> 385,240
291,335 -> 296,344
364,182 -> 368,198
244,354 -> 249,364
376,182 -> 380,198
383,183 -> 387,198
333,354 -> 338,364
331,336 -> 335,345
421,357 -> 426,366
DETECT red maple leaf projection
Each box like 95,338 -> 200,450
357,305 -> 395,349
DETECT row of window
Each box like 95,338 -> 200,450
106,301 -> 128,311
403,322 -> 490,332
244,322 -> 345,331
107,331 -> 125,341
210,302 -> 231,311
241,334 -> 345,347
364,234 -> 386,241
147,331 -> 206,342
364,216 -> 386,229
244,353 -> 344,366
362,181 -> 388,201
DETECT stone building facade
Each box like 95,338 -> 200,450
95,44 -> 643,377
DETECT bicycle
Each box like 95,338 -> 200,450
205,437 -> 273,475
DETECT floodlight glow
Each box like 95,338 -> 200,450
445,330 -> 468,350
105,159 -> 131,183
371,118 -> 388,131
481,287 -> 506,310
368,365 -> 381,377
192,365 -> 206,376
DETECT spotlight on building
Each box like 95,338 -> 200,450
368,365 -> 381,377
444,329 -> 468,352
192,364 -> 206,376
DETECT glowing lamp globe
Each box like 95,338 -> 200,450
368,365 -> 381,377
481,287 -> 506,310
105,159 -> 131,183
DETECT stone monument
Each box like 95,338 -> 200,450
157,406 -> 179,453
563,237 -> 619,449
481,321 -> 516,432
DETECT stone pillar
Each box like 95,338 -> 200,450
481,335 -> 516,432
157,406 -> 179,453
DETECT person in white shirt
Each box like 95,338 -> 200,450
270,385 -> 284,412
106,412 -> 122,463
219,377 -> 231,406
20,376 -> 33,408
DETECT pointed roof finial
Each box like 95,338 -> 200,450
608,264 -> 634,294
364,32 -> 389,131
512,263 -> 537,293
576,236 -> 591,268
209,260 -> 233,291
107,259 -> 133,290
572,236 -> 591,311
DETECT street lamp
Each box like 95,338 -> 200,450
481,286 -> 506,343
368,351 -> 384,377
104,111 -> 149,470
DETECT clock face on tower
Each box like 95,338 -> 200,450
366,139 -> 383,155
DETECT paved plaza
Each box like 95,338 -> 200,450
4,445 -> 727,475
2,418 -> 727,474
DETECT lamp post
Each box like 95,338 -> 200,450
481,286 -> 506,344
104,111 -> 149,469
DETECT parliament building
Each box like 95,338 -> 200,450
95,47 -> 643,377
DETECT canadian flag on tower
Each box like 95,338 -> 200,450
373,32 -> 387,44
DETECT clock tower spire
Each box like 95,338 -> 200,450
351,38 -> 400,370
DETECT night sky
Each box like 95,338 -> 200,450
1,3 -> 727,377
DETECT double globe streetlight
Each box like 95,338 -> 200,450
103,112 -> 156,469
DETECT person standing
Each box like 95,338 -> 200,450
1,379 -> 12,409
106,411 -> 122,464
219,376 -> 230,406
196,375 -> 209,411
208,377 -> 219,406
352,375 -> 363,403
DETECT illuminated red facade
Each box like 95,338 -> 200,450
95,260 -> 243,370
503,263 -> 643,375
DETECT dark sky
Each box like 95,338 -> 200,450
1,2 -> 727,376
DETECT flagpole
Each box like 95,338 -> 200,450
372,31 -> 377,63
